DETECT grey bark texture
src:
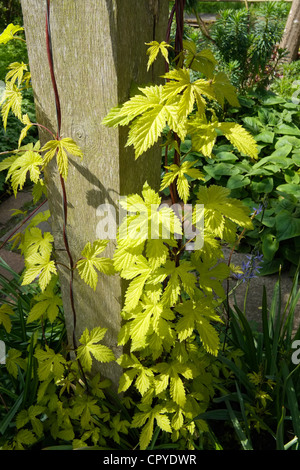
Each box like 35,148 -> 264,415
280,0 -> 300,62
20,0 -> 169,386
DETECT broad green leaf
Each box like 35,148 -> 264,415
190,49 -> 217,78
255,130 -> 275,144
275,210 -> 300,242
276,183 -> 300,199
251,177 -> 273,194
262,233 -> 279,261
227,174 -> 250,190
275,123 -> 300,136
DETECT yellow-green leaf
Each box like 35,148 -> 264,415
35,346 -> 66,381
0,304 -> 14,333
27,282 -> 63,324
18,114 -> 33,147
212,71 -> 240,107
22,253 -> 57,291
76,327 -> 115,372
7,150 -> 43,195
6,348 -> 26,378
0,24 -> 24,44
145,40 -> 171,70
76,240 -> 114,290
1,81 -> 22,129
218,121 -> 258,160
41,137 -> 83,179
5,62 -> 28,86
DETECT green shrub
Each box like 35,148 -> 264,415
208,2 -> 289,90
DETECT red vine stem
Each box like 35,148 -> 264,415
45,0 -> 61,138
44,0 -> 81,363
164,1 -> 186,210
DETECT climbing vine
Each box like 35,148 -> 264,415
0,0 -> 259,450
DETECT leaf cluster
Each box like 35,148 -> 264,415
184,90 -> 300,274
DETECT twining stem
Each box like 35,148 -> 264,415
45,0 -> 88,389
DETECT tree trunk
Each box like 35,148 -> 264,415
20,0 -> 168,387
280,0 -> 300,62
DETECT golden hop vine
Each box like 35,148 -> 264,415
0,22 -> 258,450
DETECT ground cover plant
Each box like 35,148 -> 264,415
0,0 -> 299,451
163,88 -> 300,275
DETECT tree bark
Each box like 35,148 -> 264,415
280,0 -> 300,62
20,0 -> 168,387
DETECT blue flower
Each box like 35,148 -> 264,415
234,251 -> 263,283
251,204 -> 264,216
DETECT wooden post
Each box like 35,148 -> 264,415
280,0 -> 300,62
20,0 -> 168,386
